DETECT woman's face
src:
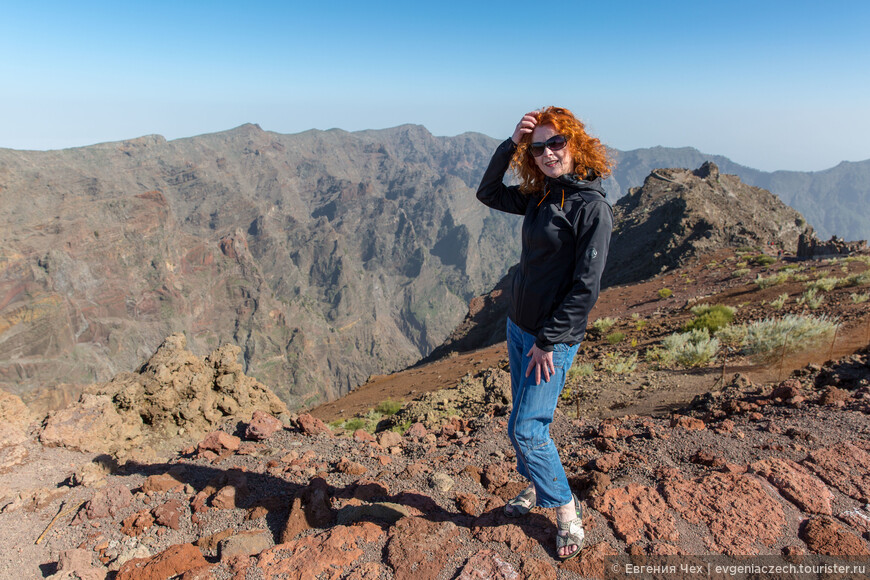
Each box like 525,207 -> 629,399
531,124 -> 574,179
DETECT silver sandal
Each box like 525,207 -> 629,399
503,485 -> 536,518
556,495 -> 585,561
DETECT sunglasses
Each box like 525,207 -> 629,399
529,135 -> 568,157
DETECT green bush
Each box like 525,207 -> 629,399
749,254 -> 777,267
590,317 -> 617,334
731,268 -> 751,279
602,352 -> 638,375
606,331 -> 626,344
841,272 -> 870,287
568,362 -> 595,380
738,314 -> 838,358
658,288 -> 673,299
806,277 -> 839,292
659,328 -> 719,368
342,418 -> 368,432
851,292 -> 869,304
755,272 -> 789,289
770,293 -> 788,310
684,304 -> 736,333
375,399 -> 402,416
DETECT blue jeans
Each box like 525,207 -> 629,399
506,317 -> 580,508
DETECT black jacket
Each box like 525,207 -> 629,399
477,138 -> 612,351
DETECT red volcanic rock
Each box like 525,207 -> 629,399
690,452 -> 727,469
377,430 -> 402,449
197,431 -> 240,454
522,558 -> 558,580
296,413 -> 333,437
80,484 -> 134,520
116,543 -> 208,580
337,457 -> 367,475
46,549 -> 105,580
561,541 -> 620,578
219,529 -> 273,560
462,465 -> 482,484
352,480 -> 390,501
669,415 -> 706,430
592,483 -> 678,545
804,442 -> 870,502
592,452 -> 623,473
152,499 -> 185,530
455,492 -> 480,516
819,387 -> 850,406
598,424 -> 619,439
353,429 -> 376,443
662,472 -> 786,555
482,463 -> 510,491
750,457 -> 833,515
456,550 -> 519,579
800,516 -> 870,556
280,497 -> 309,543
473,522 -> 533,552
142,473 -> 184,493
258,523 -> 382,579
210,472 -> 249,510
405,422 -> 428,440
121,509 -> 155,536
771,379 -> 802,400
386,517 -> 462,580
245,410 -> 283,440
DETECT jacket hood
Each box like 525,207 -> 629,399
546,171 -> 607,198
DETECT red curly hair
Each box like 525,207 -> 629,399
510,106 -> 613,194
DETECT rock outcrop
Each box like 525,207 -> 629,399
39,333 -> 287,456
603,162 -> 813,286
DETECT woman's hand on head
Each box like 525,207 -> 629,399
525,343 -> 555,385
511,112 -> 539,145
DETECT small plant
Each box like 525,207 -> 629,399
606,331 -> 626,344
656,328 -> 719,368
770,293 -> 788,310
568,362 -> 595,380
602,352 -> 638,375
630,338 -> 638,348
851,292 -> 869,304
658,288 -> 673,299
375,399 -> 402,416
635,319 -> 648,330
560,386 -> 572,401
793,273 -> 810,282
754,272 -> 789,289
683,304 -> 736,333
731,268 -> 751,279
738,314 -> 838,358
749,254 -> 777,267
797,288 -> 824,310
843,255 -> 870,266
779,264 -> 802,272
841,272 -> 870,287
590,317 -> 617,334
806,277 -> 839,292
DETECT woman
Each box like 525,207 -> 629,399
476,107 -> 613,560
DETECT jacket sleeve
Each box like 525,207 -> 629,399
476,138 -> 529,215
535,199 -> 613,351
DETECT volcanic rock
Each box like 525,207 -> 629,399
39,334 -> 286,455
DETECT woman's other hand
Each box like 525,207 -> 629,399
525,344 -> 555,385
511,111 -> 539,144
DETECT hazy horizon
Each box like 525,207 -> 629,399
2,0 -> 868,172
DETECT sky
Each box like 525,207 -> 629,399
1,1 -> 868,172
